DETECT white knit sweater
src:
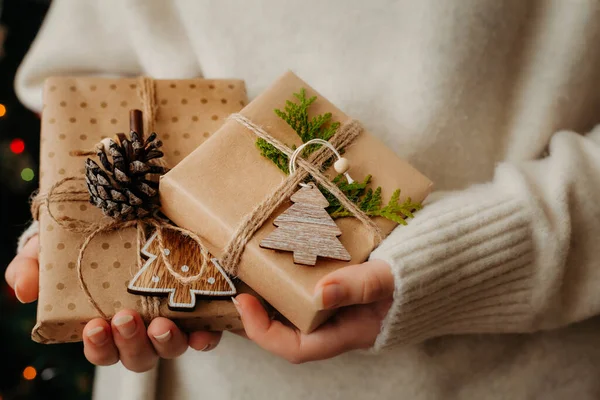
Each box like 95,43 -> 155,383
16,0 -> 600,399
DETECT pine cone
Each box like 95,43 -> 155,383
85,125 -> 168,221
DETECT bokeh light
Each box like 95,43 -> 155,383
23,366 -> 37,380
10,138 -> 25,154
21,168 -> 35,181
0,103 -> 6,117
41,368 -> 57,381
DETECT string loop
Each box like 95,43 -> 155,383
289,138 -> 355,184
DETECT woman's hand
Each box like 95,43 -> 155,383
234,259 -> 394,363
5,235 -> 40,304
80,310 -> 220,372
4,236 -> 220,373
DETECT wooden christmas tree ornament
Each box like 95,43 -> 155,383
260,183 -> 352,265
80,108 -> 237,312
260,138 -> 353,266
128,224 -> 236,310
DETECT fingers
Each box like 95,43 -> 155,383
147,318 -> 188,359
111,310 -> 158,372
5,236 -> 39,303
84,312 -> 222,371
315,259 -> 394,309
235,294 -> 350,363
188,331 -> 222,352
235,294 -> 306,362
235,293 -> 387,364
83,319 -> 119,366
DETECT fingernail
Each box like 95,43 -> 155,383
153,330 -> 171,343
317,284 -> 344,309
231,296 -> 242,317
113,315 -> 136,338
201,344 -> 212,352
86,326 -> 107,345
14,282 -> 25,304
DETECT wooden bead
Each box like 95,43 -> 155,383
334,158 -> 350,174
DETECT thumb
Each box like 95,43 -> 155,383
315,259 -> 394,309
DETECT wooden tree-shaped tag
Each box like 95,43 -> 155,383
260,184 -> 351,266
128,226 -> 236,310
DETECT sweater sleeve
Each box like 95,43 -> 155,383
370,126 -> 600,350
15,0 -> 199,112
17,221 -> 39,254
14,0 -> 138,112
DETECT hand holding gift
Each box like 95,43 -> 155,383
5,237 -> 225,372
233,258 -> 394,363
7,72 -> 432,371
7,234 -> 394,367
19,77 -> 251,346
6,76 -> 253,371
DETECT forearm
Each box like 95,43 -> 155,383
371,126 -> 600,350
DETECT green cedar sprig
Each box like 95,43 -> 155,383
256,89 -> 340,173
321,175 -> 423,224
255,88 -> 422,223
256,138 -> 290,174
274,89 -> 339,143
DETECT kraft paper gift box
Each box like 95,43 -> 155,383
160,71 -> 433,333
34,76 -> 248,343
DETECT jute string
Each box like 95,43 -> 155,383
220,114 -> 383,275
32,176 -> 148,320
32,79 -> 384,321
30,77 -> 173,321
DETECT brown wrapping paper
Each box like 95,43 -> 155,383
35,77 -> 248,344
160,71 -> 433,333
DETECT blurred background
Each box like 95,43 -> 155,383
0,1 -> 94,399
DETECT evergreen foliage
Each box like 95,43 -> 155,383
322,175 -> 422,224
256,88 -> 422,223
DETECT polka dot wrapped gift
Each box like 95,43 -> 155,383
32,77 -> 249,344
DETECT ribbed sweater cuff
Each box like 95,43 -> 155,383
370,186 -> 535,350
17,220 -> 39,253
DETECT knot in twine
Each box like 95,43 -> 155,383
219,114 -> 383,276
31,178 -> 162,321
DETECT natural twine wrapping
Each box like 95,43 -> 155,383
32,79 -> 383,323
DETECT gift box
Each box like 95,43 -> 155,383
33,76 -> 248,344
160,71 -> 433,333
